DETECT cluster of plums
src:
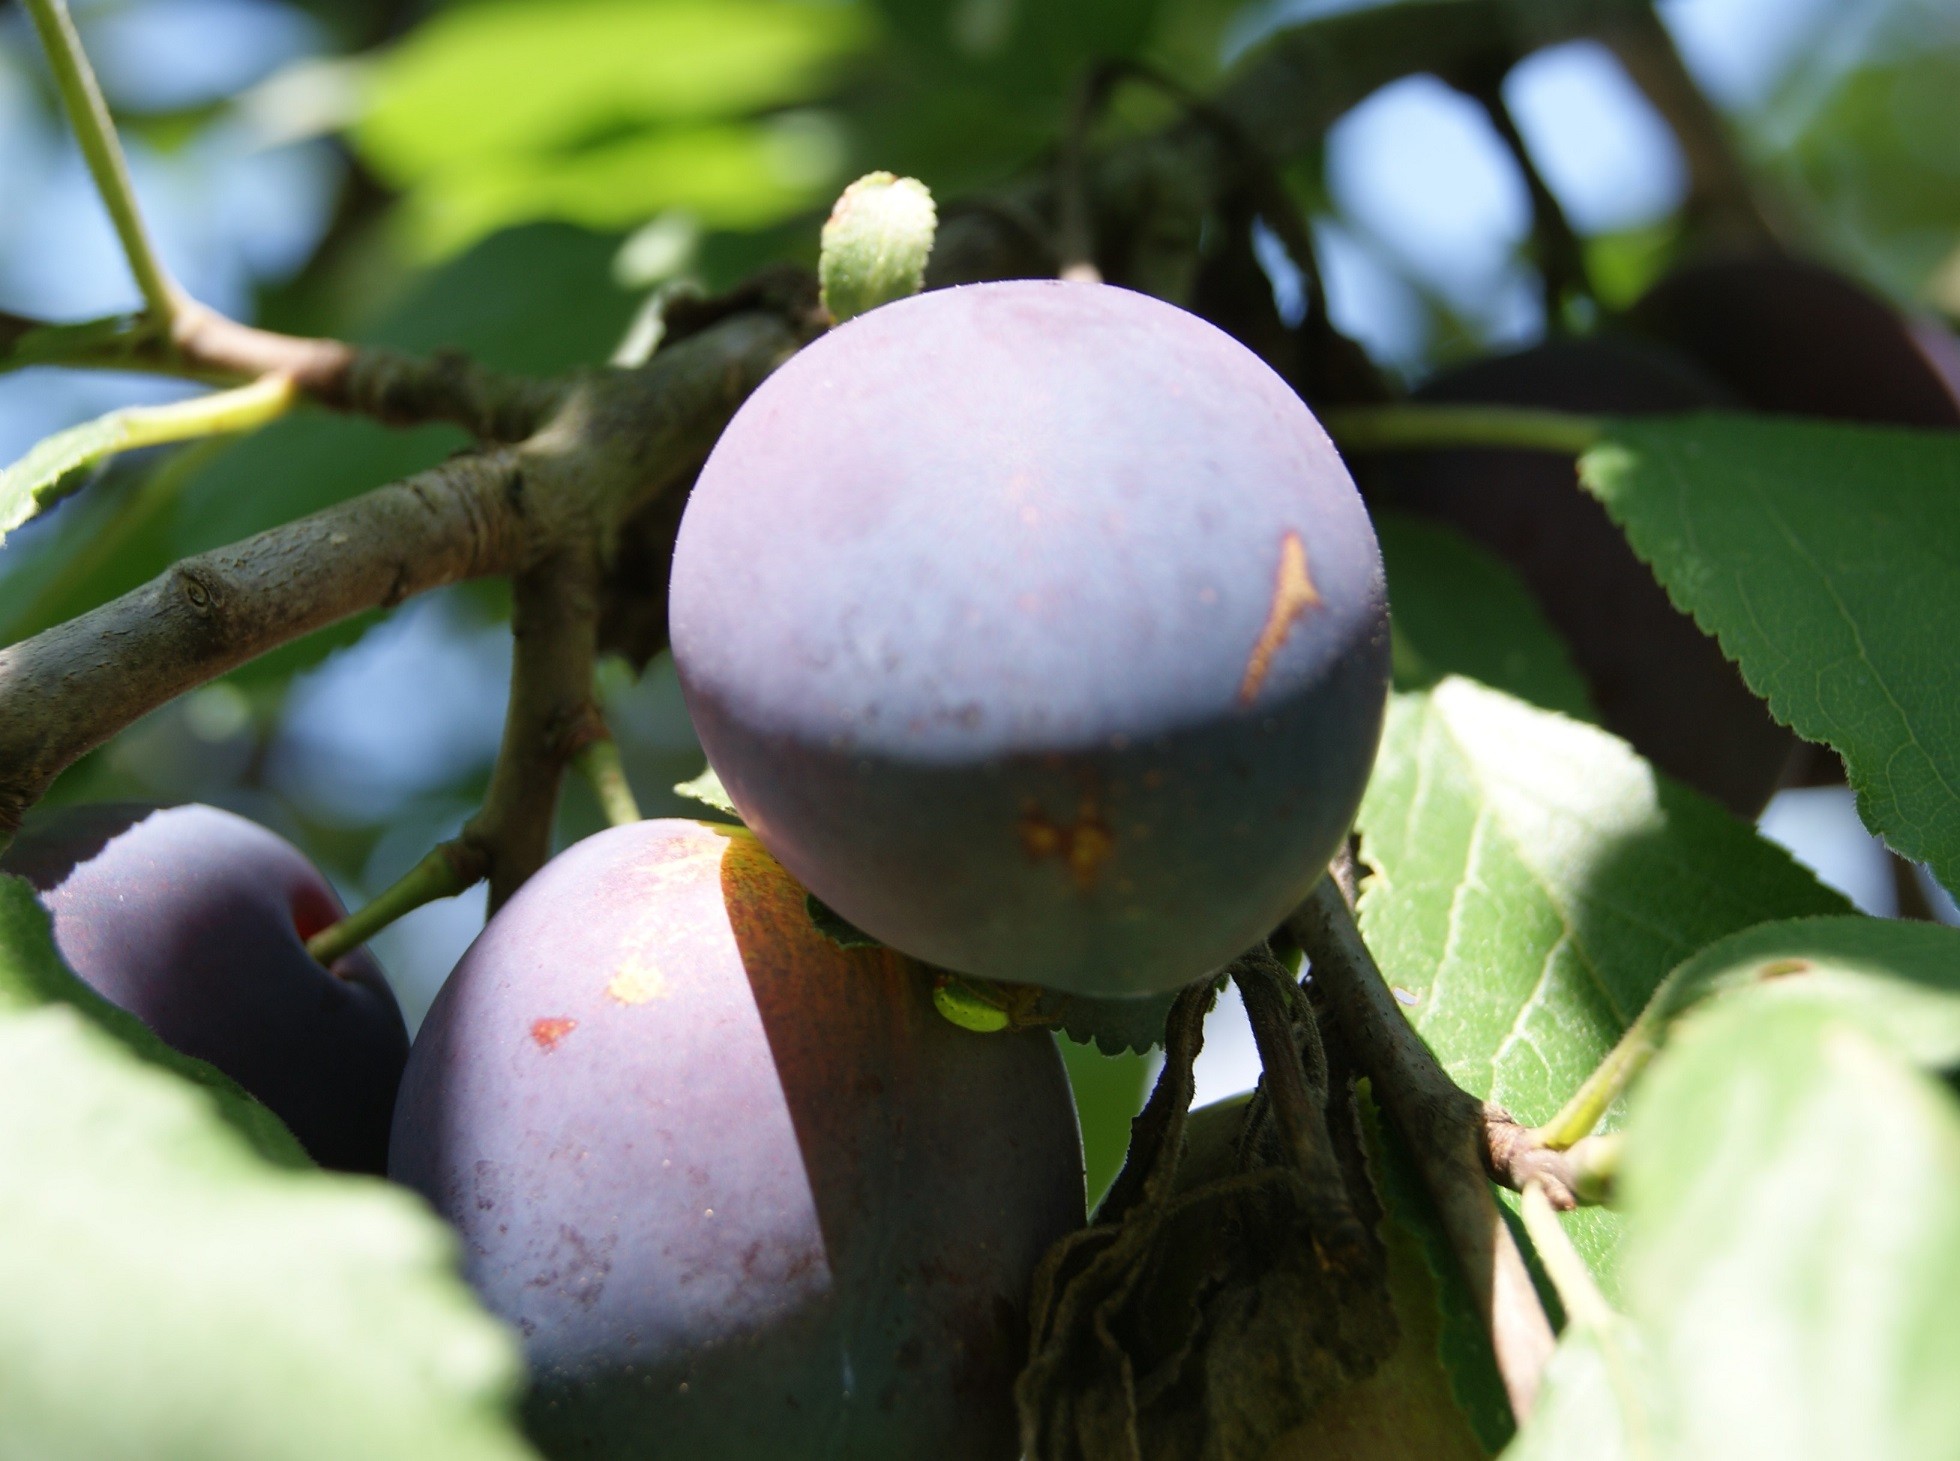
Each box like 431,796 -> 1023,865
7,282 -> 1394,1458
9,257 -> 1939,1457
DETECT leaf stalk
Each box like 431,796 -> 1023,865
23,0 -> 183,323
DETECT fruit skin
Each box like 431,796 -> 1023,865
1628,253 -> 1960,428
669,280 -> 1391,997
389,818 -> 1085,1461
1,802 -> 409,1173
1370,337 -> 1795,817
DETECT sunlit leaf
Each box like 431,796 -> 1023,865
1355,677 -> 1847,1283
0,1005 -> 537,1459
0,376 -> 296,547
355,0 -> 868,256
1619,1000 -> 1960,1460
1649,914 -> 1960,1072
398,119 -> 845,257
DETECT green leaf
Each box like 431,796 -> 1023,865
0,1005 -> 538,1460
1619,999 -> 1960,1459
819,172 -> 936,324
0,876 -> 535,1457
1646,914 -> 1960,1071
1580,414 -> 1960,898
1055,1036 -> 1150,1209
0,375 -> 296,547
356,0 -> 867,256
674,763 -> 739,817
361,0 -> 866,176
1355,677 -> 1847,1282
1376,512 -> 1594,719
0,876 -> 306,1168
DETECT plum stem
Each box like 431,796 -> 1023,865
306,839 -> 488,968
1287,874 -> 1556,1424
571,736 -> 642,828
1324,403 -> 1605,457
1231,944 -> 1371,1264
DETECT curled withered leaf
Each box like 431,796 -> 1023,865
1015,961 -> 1398,1461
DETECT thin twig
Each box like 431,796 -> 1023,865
1287,876 -> 1556,1423
1323,402 -> 1605,456
1518,1182 -> 1614,1331
23,0 -> 182,321
2,301 -> 568,442
1485,1106 -> 1619,1209
306,838 -> 489,967
1461,73 -> 1594,322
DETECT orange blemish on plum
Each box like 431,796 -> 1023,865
1238,530 -> 1321,705
1018,797 -> 1115,893
531,1017 -> 578,1051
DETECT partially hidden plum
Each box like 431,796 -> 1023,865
669,280 -> 1391,997
1628,253 -> 1960,427
388,818 -> 1085,1461
1,802 -> 408,1173
1370,337 -> 1796,817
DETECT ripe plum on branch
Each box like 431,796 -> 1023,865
670,281 -> 1391,997
389,819 -> 1084,1460
1,802 -> 409,1172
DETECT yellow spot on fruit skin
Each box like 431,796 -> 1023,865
608,961 -> 667,1005
1239,530 -> 1322,705
1017,796 -> 1115,893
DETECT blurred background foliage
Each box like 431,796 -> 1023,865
2,0 -> 1957,1198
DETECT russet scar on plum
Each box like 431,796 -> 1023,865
1238,530 -> 1322,705
529,1016 -> 577,1051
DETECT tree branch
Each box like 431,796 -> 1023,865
931,0 -> 1652,291
1287,875 -> 1556,1424
0,308 -> 802,847
467,552 -> 601,910
0,447 -> 525,839
1598,7 -> 1783,251
2,302 -> 569,443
